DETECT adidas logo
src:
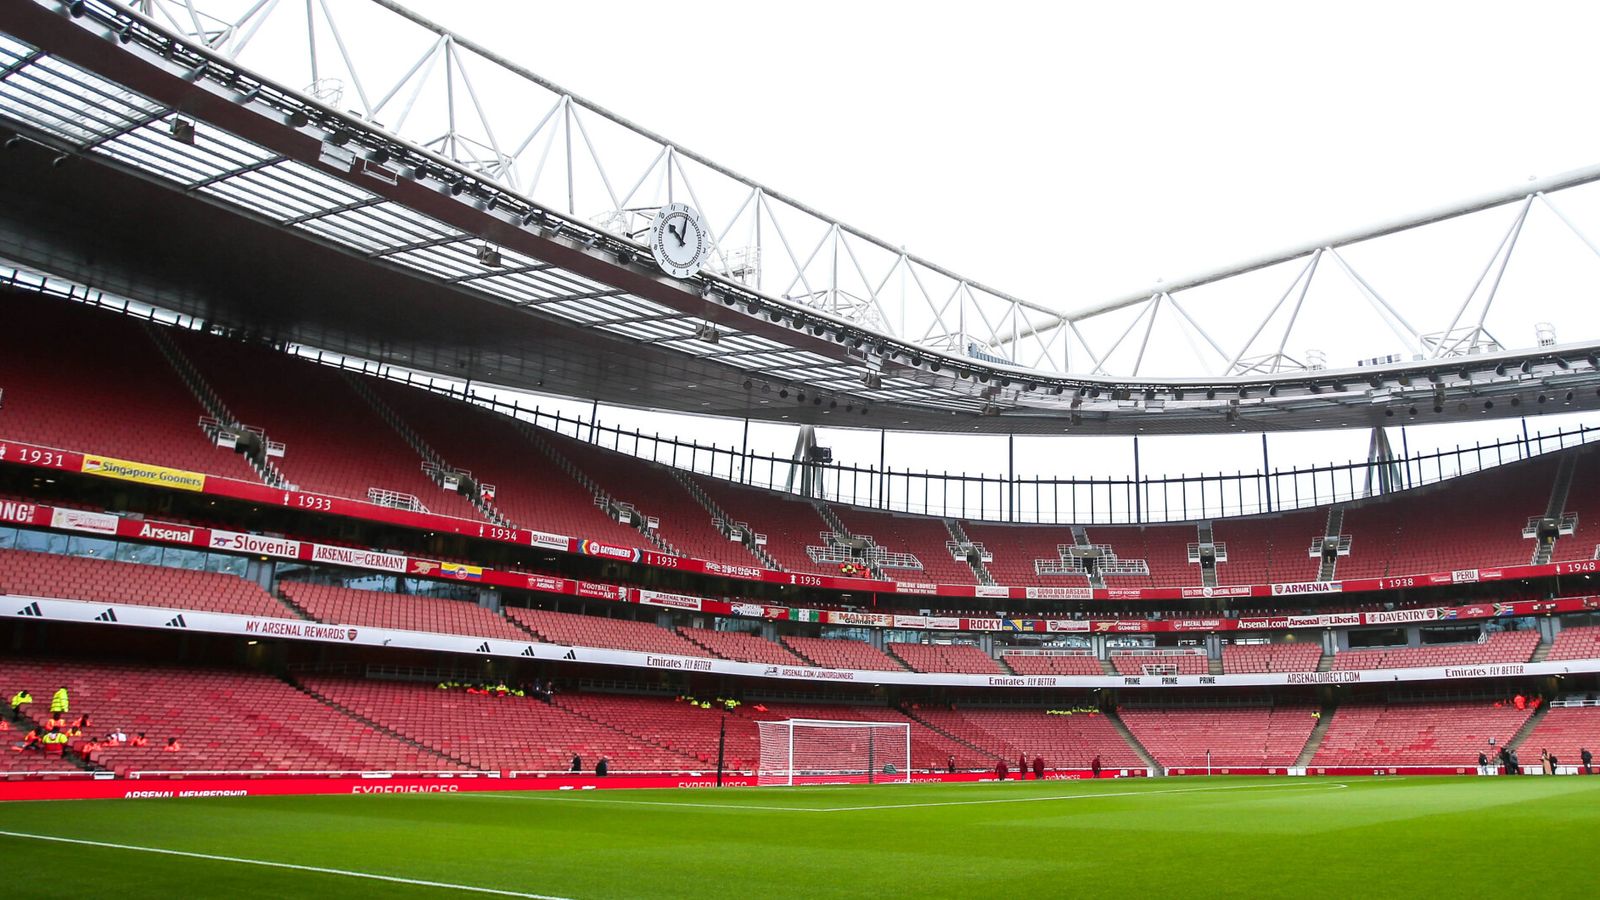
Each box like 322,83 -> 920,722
94,608 -> 118,623
165,614 -> 188,628
520,646 -> 536,658
475,641 -> 492,653
562,649 -> 577,661
16,601 -> 42,617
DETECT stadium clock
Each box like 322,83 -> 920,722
648,202 -> 711,278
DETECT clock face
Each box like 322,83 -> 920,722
649,202 -> 710,278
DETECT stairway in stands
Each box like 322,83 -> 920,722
668,468 -> 779,569
1318,506 -> 1346,581
1532,454 -> 1579,564
516,421 -> 680,555
1106,710 -> 1161,773
1294,705 -> 1337,767
145,323 -> 291,488
1196,522 -> 1218,588
897,708 -> 1004,764
1530,638 -> 1553,663
944,519 -> 997,585
811,499 -> 882,578
287,675 -> 473,769
343,375 -> 506,527
1070,526 -> 1106,589
1506,704 -> 1552,755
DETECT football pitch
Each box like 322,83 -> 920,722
0,776 -> 1595,898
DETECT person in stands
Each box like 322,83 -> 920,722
1498,745 -> 1513,775
106,726 -> 127,744
1033,756 -> 1045,780
50,685 -> 69,719
1542,748 -> 1554,775
1019,752 -> 1028,779
7,688 -> 31,721
1478,750 -> 1490,776
947,754 -> 956,774
10,726 -> 40,753
996,759 -> 1008,781
595,755 -> 609,777
570,751 -> 582,773
129,732 -> 148,748
1582,748 -> 1593,775
41,727 -> 68,753
1092,755 -> 1103,779
163,736 -> 182,752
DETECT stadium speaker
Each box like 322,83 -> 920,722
168,118 -> 195,145
449,179 -> 466,197
288,110 -> 309,128
50,154 -> 69,168
475,245 -> 502,267
118,23 -> 135,44
3,135 -> 22,150
68,1 -> 85,17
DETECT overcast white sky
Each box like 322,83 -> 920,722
204,0 -> 1600,512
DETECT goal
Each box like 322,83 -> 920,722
756,719 -> 911,785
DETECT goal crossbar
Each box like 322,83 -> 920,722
756,719 -> 911,786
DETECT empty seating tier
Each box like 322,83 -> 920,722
1110,651 -> 1209,676
782,635 -> 906,671
279,581 -> 528,640
678,627 -> 806,665
0,292 -> 259,481
1546,625 -> 1600,661
0,658 -> 454,776
1516,705 -> 1600,769
0,548 -> 292,618
171,331 -> 482,520
1332,631 -> 1539,671
888,642 -> 1004,675
1000,652 -> 1105,676
505,607 -> 706,657
1118,705 -> 1316,768
1311,700 -> 1533,767
1222,643 -> 1323,673
366,381 -> 669,551
829,506 -> 977,585
911,707 -> 1142,770
303,677 -> 696,772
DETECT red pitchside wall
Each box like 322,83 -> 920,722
0,768 -> 1541,802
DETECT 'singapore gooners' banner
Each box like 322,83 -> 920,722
80,454 -> 208,492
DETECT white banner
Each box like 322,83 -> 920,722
1271,581 -> 1342,596
309,544 -> 408,573
528,530 -> 570,552
1024,586 -> 1095,600
1363,607 -> 1442,625
3,596 -> 1599,690
1046,619 -> 1091,633
637,590 -> 702,611
50,508 -> 118,535
208,528 -> 300,557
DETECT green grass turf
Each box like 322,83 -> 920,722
0,776 -> 1595,898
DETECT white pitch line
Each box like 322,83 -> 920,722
0,830 -> 574,899
817,780 -> 1351,812
470,794 -> 827,813
472,781 -> 1348,814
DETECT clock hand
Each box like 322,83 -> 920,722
670,221 -> 686,246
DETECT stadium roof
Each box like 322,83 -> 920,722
2,0 -> 1600,435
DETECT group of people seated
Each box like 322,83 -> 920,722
435,678 -> 553,699
8,685 -> 171,761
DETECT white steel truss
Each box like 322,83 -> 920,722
106,0 -> 1600,380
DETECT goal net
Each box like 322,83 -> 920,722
756,719 -> 911,785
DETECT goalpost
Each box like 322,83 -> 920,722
756,719 -> 912,786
